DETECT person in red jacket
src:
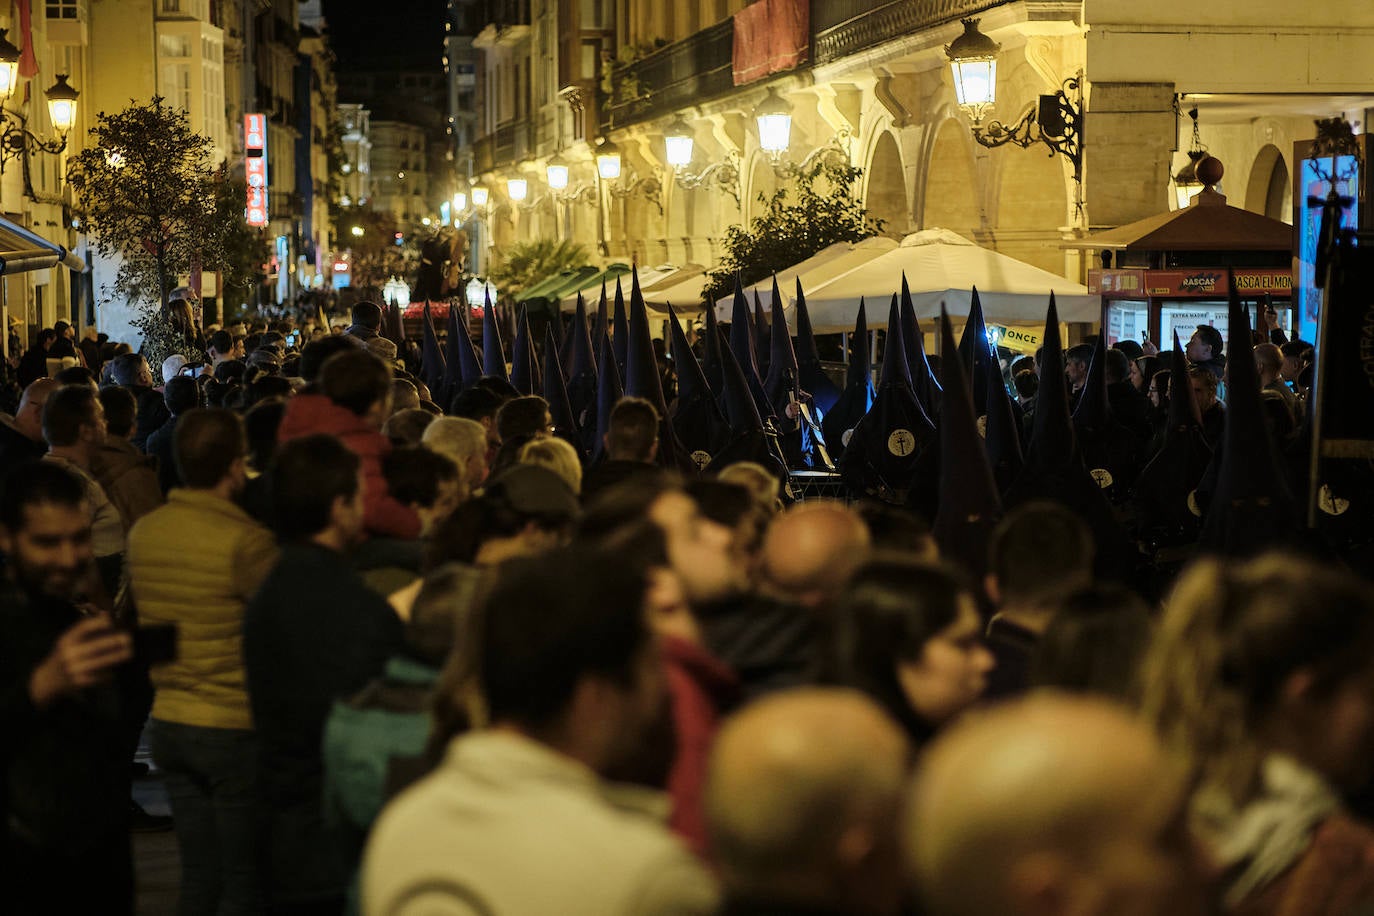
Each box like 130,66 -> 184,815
277,349 -> 420,539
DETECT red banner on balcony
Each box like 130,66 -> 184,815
732,0 -> 809,86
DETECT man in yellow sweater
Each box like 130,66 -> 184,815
126,408 -> 278,914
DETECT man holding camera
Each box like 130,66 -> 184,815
0,460 -> 137,914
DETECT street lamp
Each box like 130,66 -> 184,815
471,182 -> 490,208
45,74 -> 79,135
507,177 -> 528,202
754,87 -> 792,162
1173,106 -> 1208,209
595,137 -> 622,180
946,18 -> 999,122
662,116 -> 741,207
546,152 -> 570,190
350,225 -> 364,237
945,18 -> 1083,210
0,30 -> 20,103
453,190 -> 467,213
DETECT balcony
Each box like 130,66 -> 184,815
490,118 -> 533,167
813,0 -> 1013,66
601,18 -> 734,131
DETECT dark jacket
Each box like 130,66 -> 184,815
983,615 -> 1039,701
0,581 -> 130,855
699,594 -> 815,702
90,438 -> 164,532
145,414 -> 182,494
581,458 -> 660,503
16,347 -> 48,388
243,542 -> 403,903
1106,380 -> 1152,440
129,385 -> 171,452
0,418 -> 47,476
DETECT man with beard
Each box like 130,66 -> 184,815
363,546 -> 717,915
0,461 -> 135,914
243,434 -> 403,913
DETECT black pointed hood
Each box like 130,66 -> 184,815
1023,293 -> 1076,471
482,293 -> 508,382
1072,333 -> 1111,432
729,277 -> 772,419
566,293 -> 600,457
543,324 -> 582,457
419,302 -> 446,398
1199,273 -> 1300,556
794,278 -> 842,415
879,294 -> 914,392
625,270 -> 667,416
932,307 -> 1002,575
1132,330 -> 1213,545
509,308 -> 540,395
822,297 -> 875,456
383,301 -> 405,348
592,280 -> 609,355
444,303 -> 484,404
762,276 -> 800,418
669,304 -> 729,469
592,330 -> 623,462
612,277 -> 629,379
753,287 -> 771,381
984,339 -> 1024,494
956,286 -> 994,417
837,297 -> 936,506
701,298 -> 725,396
901,274 -> 943,417
1005,294 -> 1135,582
712,330 -> 788,474
1166,329 -> 1202,436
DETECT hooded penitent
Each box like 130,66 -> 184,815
712,322 -> 785,476
730,277 -> 773,420
625,269 -> 689,470
822,298 -> 875,457
956,286 -> 995,418
592,280 -> 610,356
900,274 -> 942,419
983,342 -> 1025,495
1132,331 -> 1213,547
701,297 -> 725,397
1072,332 -> 1143,503
592,330 -> 623,463
932,306 -> 1002,577
1198,274 -> 1302,557
566,293 -> 600,458
509,308 -> 541,396
543,325 -> 583,458
419,302 -> 446,399
794,278 -> 842,416
1003,294 -> 1135,582
383,301 -> 406,348
762,275 -> 801,420
443,303 -> 484,405
482,294 -> 509,382
612,277 -> 629,380
668,304 -> 729,470
753,287 -> 771,382
838,294 -> 936,505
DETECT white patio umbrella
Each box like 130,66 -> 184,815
710,235 -> 900,322
642,269 -> 709,313
798,228 -> 1100,333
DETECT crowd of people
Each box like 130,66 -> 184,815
1,286 -> 1372,916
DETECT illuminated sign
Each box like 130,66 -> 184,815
1090,268 -> 1291,299
245,114 -> 268,227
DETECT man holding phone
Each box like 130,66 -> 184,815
0,460 -> 136,914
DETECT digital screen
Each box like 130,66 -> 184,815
1296,154 -> 1359,346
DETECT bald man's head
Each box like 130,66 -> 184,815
907,695 -> 1210,916
15,378 -> 58,442
760,502 -> 871,609
707,688 -> 910,914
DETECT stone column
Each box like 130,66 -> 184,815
1085,82 -> 1175,227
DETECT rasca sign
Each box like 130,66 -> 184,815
245,114 -> 268,227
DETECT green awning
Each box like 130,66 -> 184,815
556,263 -> 633,313
516,265 -> 600,304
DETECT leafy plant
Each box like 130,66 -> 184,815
702,158 -> 883,307
487,238 -> 591,298
67,98 -> 242,311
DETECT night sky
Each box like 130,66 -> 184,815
322,0 -> 447,71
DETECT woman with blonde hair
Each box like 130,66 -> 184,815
1141,554 -> 1374,915
517,436 -> 583,495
